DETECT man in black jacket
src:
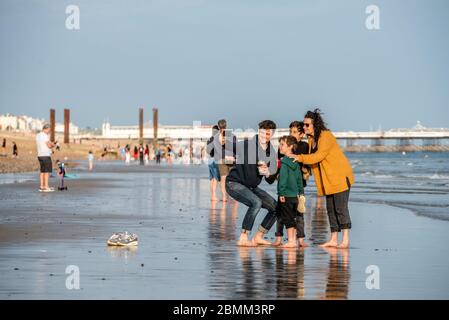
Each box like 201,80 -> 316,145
225,120 -> 278,246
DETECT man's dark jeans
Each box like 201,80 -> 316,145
226,180 -> 277,233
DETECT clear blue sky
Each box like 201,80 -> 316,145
1,0 -> 448,131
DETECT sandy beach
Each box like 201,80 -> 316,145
0,162 -> 448,299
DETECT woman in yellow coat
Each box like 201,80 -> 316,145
293,109 -> 354,249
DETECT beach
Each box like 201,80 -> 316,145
0,156 -> 448,299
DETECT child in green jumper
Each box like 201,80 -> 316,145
276,135 -> 307,248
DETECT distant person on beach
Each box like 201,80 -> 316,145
275,135 -> 305,248
156,148 -> 162,164
215,119 -> 237,202
1,138 -> 6,156
206,125 -> 221,202
12,142 -> 18,158
292,108 -> 354,249
273,121 -> 310,247
133,146 -> 138,161
36,124 -> 55,192
225,120 -> 278,246
144,144 -> 150,165
125,146 -> 131,165
139,144 -> 144,165
167,144 -> 174,165
88,150 -> 94,171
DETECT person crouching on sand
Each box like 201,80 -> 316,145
225,120 -> 278,246
276,135 -> 307,248
292,108 -> 354,249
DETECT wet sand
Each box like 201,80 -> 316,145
0,163 -> 448,299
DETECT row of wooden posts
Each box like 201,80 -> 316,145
49,107 -> 159,144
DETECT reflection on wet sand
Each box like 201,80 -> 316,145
207,195 -> 351,299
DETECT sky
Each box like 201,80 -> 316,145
1,0 -> 449,131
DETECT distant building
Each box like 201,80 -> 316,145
0,114 -> 45,132
101,121 -> 213,140
0,113 -> 79,134
55,122 -> 79,135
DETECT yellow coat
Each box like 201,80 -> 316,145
295,130 -> 354,196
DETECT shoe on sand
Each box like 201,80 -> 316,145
107,232 -> 138,246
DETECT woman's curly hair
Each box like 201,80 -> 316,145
304,108 -> 328,142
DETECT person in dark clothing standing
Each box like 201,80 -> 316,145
273,121 -> 310,247
225,120 -> 279,246
206,125 -> 221,201
139,144 -> 144,165
276,135 -> 305,248
12,142 -> 18,158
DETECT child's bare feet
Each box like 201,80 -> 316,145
272,236 -> 282,246
298,239 -> 309,247
282,241 -> 297,248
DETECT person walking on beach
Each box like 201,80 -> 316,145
206,125 -> 222,202
88,150 -> 94,171
125,146 -> 131,165
36,124 -> 55,192
273,121 -> 310,247
139,144 -> 144,165
133,146 -> 138,161
292,109 -> 354,249
275,135 -> 305,248
225,120 -> 278,246
144,144 -> 150,165
12,142 -> 18,158
1,138 -> 6,157
215,119 -> 237,202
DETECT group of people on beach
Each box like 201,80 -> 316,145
207,109 -> 354,249
0,138 -> 18,158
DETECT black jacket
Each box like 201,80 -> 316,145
226,135 -> 278,188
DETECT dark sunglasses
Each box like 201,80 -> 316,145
303,123 -> 312,128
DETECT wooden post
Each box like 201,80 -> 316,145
64,108 -> 70,144
50,109 -> 55,142
139,107 -> 144,141
152,107 -> 158,147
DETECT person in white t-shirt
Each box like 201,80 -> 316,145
36,124 -> 55,192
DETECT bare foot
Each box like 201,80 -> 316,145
221,197 -> 228,202
253,237 -> 271,246
237,239 -> 255,247
272,238 -> 282,247
337,242 -> 350,249
211,197 -> 218,202
320,241 -> 338,248
282,241 -> 297,249
298,240 -> 309,248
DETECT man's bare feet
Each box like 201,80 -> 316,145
253,236 -> 271,246
237,239 -> 256,247
221,197 -> 228,202
282,241 -> 297,248
319,241 -> 338,248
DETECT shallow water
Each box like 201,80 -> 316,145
0,153 -> 449,299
